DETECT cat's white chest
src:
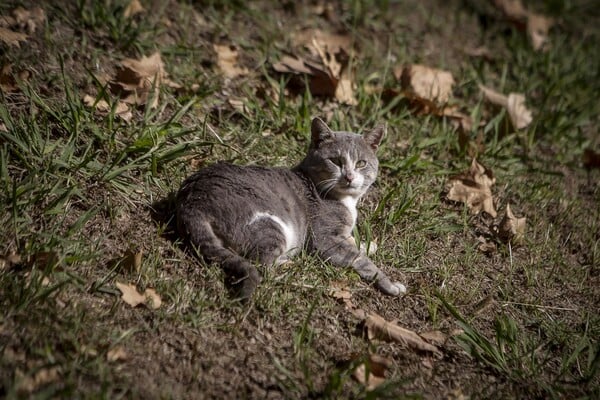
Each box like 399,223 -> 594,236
340,196 -> 358,226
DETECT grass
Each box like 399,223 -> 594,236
1,0 -> 599,398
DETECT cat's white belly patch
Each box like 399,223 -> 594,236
249,212 -> 300,254
340,196 -> 358,226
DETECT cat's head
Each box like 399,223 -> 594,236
299,117 -> 384,200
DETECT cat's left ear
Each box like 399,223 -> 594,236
363,124 -> 385,151
310,117 -> 333,149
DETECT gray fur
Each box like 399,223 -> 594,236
176,118 -> 406,300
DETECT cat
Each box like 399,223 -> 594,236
176,117 -> 406,300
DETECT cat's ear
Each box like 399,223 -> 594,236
363,124 -> 385,151
310,117 -> 333,148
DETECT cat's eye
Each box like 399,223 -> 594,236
355,160 -> 367,168
329,157 -> 343,167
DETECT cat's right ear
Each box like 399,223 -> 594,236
310,117 -> 333,149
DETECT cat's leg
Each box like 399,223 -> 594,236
179,216 -> 261,300
316,237 -> 406,296
244,215 -> 289,266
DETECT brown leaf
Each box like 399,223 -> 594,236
107,346 -> 127,362
0,27 -> 27,47
110,52 -> 173,109
479,84 -> 532,130
83,94 -> 133,122
123,0 -> 144,18
446,158 -> 497,217
493,0 -> 528,21
527,14 -> 553,51
352,353 -> 392,390
16,367 -> 60,395
0,251 -> 21,270
144,288 -> 162,309
419,330 -> 448,346
214,44 -> 249,79
365,313 -> 442,355
12,6 -> 45,34
498,203 -> 526,244
396,64 -> 455,104
273,30 -> 356,105
493,0 -> 554,51
116,281 -> 162,310
121,248 -> 143,272
329,281 -> 353,300
292,29 -> 352,56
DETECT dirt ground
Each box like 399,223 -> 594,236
1,0 -> 599,398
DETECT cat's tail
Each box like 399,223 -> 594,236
178,214 -> 261,300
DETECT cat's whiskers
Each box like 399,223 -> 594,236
316,177 -> 338,198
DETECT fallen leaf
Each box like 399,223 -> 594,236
83,94 -> 133,122
12,6 -> 45,34
365,313 -> 442,355
228,97 -> 249,114
477,235 -> 497,255
292,29 -> 352,55
497,203 -> 526,244
0,27 -> 27,47
329,281 -> 353,300
493,0 -> 528,21
446,158 -> 497,217
419,330 -> 448,346
273,30 -> 357,105
352,353 -> 392,390
110,52 -> 174,109
396,64 -> 455,104
0,251 -> 21,270
493,0 -> 554,51
116,281 -> 162,310
120,248 -> 143,272
144,288 -> 162,309
124,0 -> 144,18
479,84 -> 532,130
107,346 -> 127,362
214,44 -> 249,79
527,14 -> 553,51
16,367 -> 60,395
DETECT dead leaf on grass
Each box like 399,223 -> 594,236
527,14 -> 553,51
396,64 -> 455,104
0,27 -> 27,47
120,248 -> 143,272
419,330 -> 448,346
107,346 -> 128,362
83,94 -> 133,122
116,281 -> 162,310
365,313 -> 442,355
0,251 -> 21,270
493,0 -> 554,51
273,29 -> 357,105
498,203 -> 526,244
480,84 -> 532,130
0,64 -> 30,92
16,367 -> 60,395
109,52 -> 177,109
214,44 -> 249,79
124,0 -> 144,18
446,158 -> 497,217
12,6 -> 45,34
352,353 -> 392,390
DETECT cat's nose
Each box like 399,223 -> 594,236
344,173 -> 354,184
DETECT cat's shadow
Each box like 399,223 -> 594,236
149,192 -> 180,244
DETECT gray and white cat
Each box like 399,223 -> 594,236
176,118 -> 406,300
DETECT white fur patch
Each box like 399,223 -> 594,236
249,212 -> 299,254
340,196 -> 358,226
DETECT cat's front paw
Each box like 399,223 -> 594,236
377,279 -> 407,296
